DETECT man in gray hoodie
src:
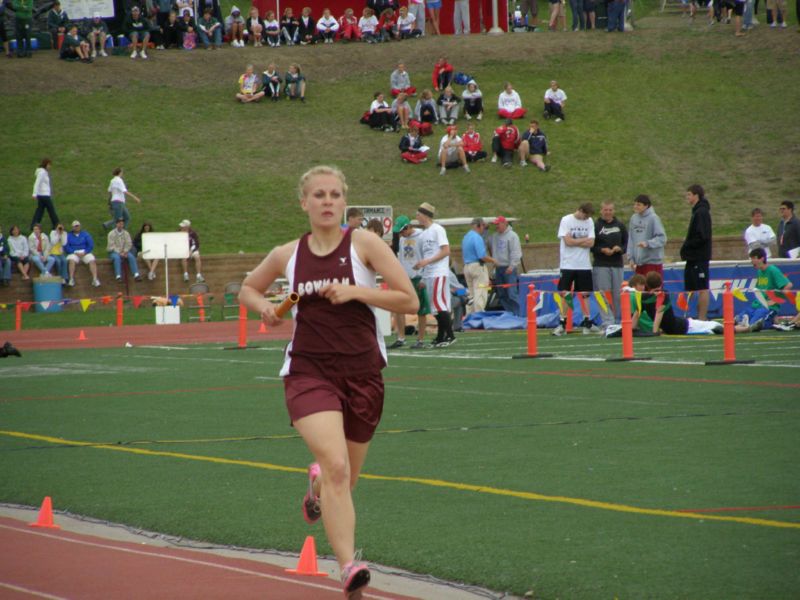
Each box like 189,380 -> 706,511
628,194 -> 667,277
490,216 -> 523,315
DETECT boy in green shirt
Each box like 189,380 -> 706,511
12,0 -> 33,57
734,248 -> 792,332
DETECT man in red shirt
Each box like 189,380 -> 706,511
491,119 -> 520,168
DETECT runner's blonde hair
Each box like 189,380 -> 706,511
297,165 -> 348,200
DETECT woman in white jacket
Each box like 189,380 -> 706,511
31,158 -> 60,232
497,82 -> 527,120
316,9 -> 339,42
8,225 -> 31,281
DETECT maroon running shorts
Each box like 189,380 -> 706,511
284,373 -> 385,443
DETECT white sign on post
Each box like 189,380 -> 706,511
142,232 -> 191,326
61,0 -> 115,20
347,205 -> 394,241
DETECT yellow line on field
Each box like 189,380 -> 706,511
3,429 -> 798,531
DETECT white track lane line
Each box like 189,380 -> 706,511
0,525 -> 398,600
0,582 -> 70,600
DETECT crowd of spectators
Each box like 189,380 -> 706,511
1,159 -> 204,289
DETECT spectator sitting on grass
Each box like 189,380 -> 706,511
390,62 -> 415,96
0,225 -> 12,286
262,63 -> 282,101
543,80 -> 567,122
28,223 -> 55,277
438,125 -> 470,175
463,122 -> 487,162
377,7 -> 397,41
399,124 -> 427,163
7,225 -> 31,281
491,118 -> 520,167
64,220 -> 100,288
198,6 -> 223,49
498,82 -> 526,119
225,5 -> 246,47
49,223 -> 68,284
297,6 -> 316,44
263,10 -> 280,46
733,248 -> 793,333
178,9 -> 197,48
633,271 -> 723,335
85,12 -> 110,57
437,85 -> 460,125
179,219 -> 204,283
396,6 -> 421,38
368,92 -> 394,131
236,64 -> 265,103
414,88 -> 439,125
60,24 -> 92,63
316,8 -> 339,42
338,8 -> 361,41
391,92 -> 412,130
359,7 -> 379,42
107,218 -> 142,282
462,80 -> 483,121
432,56 -> 453,91
133,222 -> 160,280
46,0 -> 69,48
246,6 -> 264,46
160,10 -> 182,49
125,6 -> 151,59
518,120 -> 550,171
285,63 -> 306,101
280,7 -> 299,44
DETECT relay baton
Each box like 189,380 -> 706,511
274,292 -> 300,318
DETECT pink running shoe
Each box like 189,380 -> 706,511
301,462 -> 321,525
341,559 -> 370,599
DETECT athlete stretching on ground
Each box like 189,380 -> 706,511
238,165 -> 418,599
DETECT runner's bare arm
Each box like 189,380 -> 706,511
239,241 -> 297,326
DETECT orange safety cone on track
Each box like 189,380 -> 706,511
285,536 -> 328,577
29,497 -> 61,529
77,330 -> 87,341
258,322 -> 267,334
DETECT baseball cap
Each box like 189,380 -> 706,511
392,215 -> 411,233
179,219 -> 191,228
71,220 -> 81,228
493,215 -> 508,225
417,202 -> 436,217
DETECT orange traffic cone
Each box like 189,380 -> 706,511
77,330 -> 87,341
258,322 -> 267,334
285,536 -> 328,577
29,496 -> 61,529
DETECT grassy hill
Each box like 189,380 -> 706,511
1,7 -> 798,256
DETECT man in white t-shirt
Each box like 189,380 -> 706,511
103,167 -> 142,230
543,80 -> 567,122
413,202 -> 455,347
554,202 -> 596,336
744,207 -> 776,258
388,215 -> 430,349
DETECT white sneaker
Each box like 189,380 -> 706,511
68,278 -> 75,287
520,160 -> 528,167
148,271 -> 156,281
555,118 -> 562,123
196,273 -> 205,283
465,113 -> 471,120
91,49 -> 97,58
92,279 -> 101,287
440,167 -> 446,175
463,165 -> 470,173
477,113 -> 483,120
491,155 -> 498,163
140,49 -> 148,59
183,272 -> 189,282
552,324 -> 565,336
156,44 -> 165,50
130,50 -> 137,59
100,49 -> 108,57
780,21 -> 787,28
770,21 -> 776,27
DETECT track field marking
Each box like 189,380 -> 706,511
2,430 -> 798,531
0,582 -> 69,600
677,505 -> 800,513
0,524 -> 397,600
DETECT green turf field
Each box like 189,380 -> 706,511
1,331 -> 798,598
